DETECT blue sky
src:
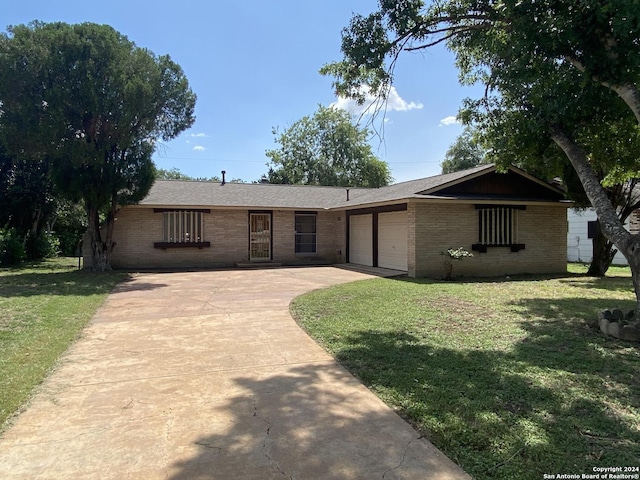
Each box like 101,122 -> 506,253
5,0 -> 484,183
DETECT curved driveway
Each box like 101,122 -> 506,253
0,267 -> 470,479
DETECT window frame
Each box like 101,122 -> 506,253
153,209 -> 210,249
294,212 -> 317,255
472,205 -> 525,253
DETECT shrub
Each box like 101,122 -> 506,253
440,246 -> 473,280
0,228 -> 26,266
26,231 -> 60,260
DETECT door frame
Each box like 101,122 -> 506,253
249,211 -> 272,261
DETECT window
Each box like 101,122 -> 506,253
295,213 -> 317,253
473,206 -> 525,252
162,211 -> 204,243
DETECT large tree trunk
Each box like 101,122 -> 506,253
587,227 -> 617,276
86,201 -> 116,272
551,126 -> 640,324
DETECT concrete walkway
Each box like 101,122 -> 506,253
0,267 -> 470,480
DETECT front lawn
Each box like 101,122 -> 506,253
0,258 -> 126,431
292,264 -> 640,480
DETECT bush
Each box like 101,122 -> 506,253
0,228 -> 26,266
26,231 -> 60,260
56,228 -> 85,257
440,246 -> 474,280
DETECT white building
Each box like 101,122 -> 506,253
567,208 -> 629,265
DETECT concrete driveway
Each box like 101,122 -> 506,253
0,266 -> 470,480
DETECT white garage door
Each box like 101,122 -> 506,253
378,211 -> 408,271
349,214 -> 373,266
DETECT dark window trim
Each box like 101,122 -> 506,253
475,204 -> 526,211
472,243 -> 525,253
154,208 -> 211,213
154,241 -> 211,249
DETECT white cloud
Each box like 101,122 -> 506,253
439,115 -> 460,127
192,145 -> 206,151
190,133 -> 210,138
331,86 -> 423,116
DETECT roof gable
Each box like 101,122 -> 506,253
418,165 -> 565,201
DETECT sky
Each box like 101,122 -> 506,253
3,0 -> 485,183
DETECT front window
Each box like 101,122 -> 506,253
473,206 -> 525,252
295,214 -> 317,253
162,211 -> 204,243
478,207 -> 517,246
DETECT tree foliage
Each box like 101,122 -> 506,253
0,22 -> 196,270
266,105 -> 392,187
323,0 -> 640,316
440,125 -> 487,174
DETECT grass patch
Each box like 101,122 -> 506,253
292,266 -> 640,480
0,257 -> 126,431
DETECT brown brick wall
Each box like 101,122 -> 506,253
408,202 -> 568,278
88,207 -> 344,269
630,209 -> 640,235
86,202 -> 566,276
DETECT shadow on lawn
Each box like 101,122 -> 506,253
0,270 -> 168,298
328,327 -> 639,479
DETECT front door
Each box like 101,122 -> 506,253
250,213 -> 271,261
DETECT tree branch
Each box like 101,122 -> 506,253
566,57 -> 640,124
550,125 -> 630,248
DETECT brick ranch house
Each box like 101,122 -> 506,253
85,164 -> 571,278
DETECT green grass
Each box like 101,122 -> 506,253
292,264 -> 640,480
0,258 -> 126,431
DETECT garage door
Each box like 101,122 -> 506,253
349,214 -> 373,266
378,211 -> 408,271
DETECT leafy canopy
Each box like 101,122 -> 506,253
0,21 -> 196,270
266,105 -> 392,187
0,21 -> 196,211
440,125 -> 487,174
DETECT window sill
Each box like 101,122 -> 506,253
472,243 -> 525,253
154,242 -> 211,250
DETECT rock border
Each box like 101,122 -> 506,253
598,309 -> 640,342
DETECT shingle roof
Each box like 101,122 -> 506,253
139,180 -> 363,209
137,164 -> 560,210
344,164 -> 496,206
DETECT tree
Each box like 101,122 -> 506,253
0,22 -> 196,271
0,144 -> 58,259
156,167 -> 246,183
322,1 -> 640,320
156,167 -> 198,180
440,126 -> 487,174
265,105 -> 392,187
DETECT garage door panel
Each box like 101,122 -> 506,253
378,211 -> 407,271
349,214 -> 373,266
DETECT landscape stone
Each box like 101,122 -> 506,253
607,321 -> 620,337
620,325 -> 640,342
598,310 -> 640,342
